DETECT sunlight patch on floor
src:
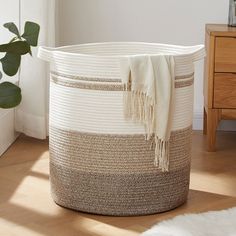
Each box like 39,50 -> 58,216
190,171 -> 236,197
73,218 -> 140,236
0,218 -> 44,236
29,157 -> 49,175
92,223 -> 140,236
8,175 -> 57,216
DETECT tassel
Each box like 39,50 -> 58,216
123,82 -> 170,172
154,137 -> 170,172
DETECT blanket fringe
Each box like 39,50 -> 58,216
123,89 -> 169,172
123,90 -> 155,138
154,137 -> 170,172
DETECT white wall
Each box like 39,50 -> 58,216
57,0 -> 236,130
0,0 -> 19,44
0,0 -> 19,155
0,0 -> 19,83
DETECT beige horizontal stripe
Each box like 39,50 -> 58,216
51,75 -> 194,91
51,76 -> 124,91
51,71 -> 194,82
50,125 -> 192,174
51,71 -> 121,82
175,72 -> 194,80
175,78 -> 193,88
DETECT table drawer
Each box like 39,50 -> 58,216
214,73 -> 236,108
215,37 -> 236,73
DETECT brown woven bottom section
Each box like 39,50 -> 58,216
51,164 -> 190,216
50,127 -> 192,216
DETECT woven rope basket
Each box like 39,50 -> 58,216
38,42 -> 205,216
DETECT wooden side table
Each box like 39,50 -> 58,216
204,24 -> 236,151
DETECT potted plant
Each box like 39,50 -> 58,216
0,21 -> 40,109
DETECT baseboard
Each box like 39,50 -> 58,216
0,109 -> 18,156
193,111 -> 203,130
193,110 -> 236,131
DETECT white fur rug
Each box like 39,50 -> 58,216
141,207 -> 236,236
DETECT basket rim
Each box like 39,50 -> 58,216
38,41 -> 205,60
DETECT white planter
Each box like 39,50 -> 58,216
0,109 -> 18,156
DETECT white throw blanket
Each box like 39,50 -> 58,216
120,54 -> 175,171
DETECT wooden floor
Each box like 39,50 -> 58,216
0,131 -> 236,236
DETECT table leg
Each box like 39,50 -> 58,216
206,108 -> 221,151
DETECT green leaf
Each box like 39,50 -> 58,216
0,71 -> 2,80
0,82 -> 22,108
0,53 -> 21,76
0,41 -> 30,55
22,21 -> 40,46
3,22 -> 21,38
